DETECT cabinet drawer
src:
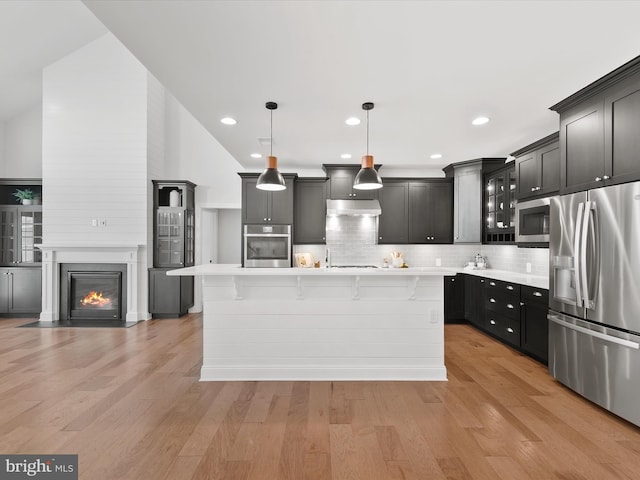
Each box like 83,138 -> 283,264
485,278 -> 521,296
521,285 -> 548,305
485,314 -> 521,347
485,293 -> 520,320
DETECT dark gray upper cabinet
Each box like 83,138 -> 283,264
377,180 -> 408,244
239,173 -> 296,225
513,132 -> 560,200
294,178 -> 327,244
550,56 -> 640,194
323,164 -> 379,200
408,179 -> 453,244
484,163 -> 516,244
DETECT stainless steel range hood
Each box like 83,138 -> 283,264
326,199 -> 381,216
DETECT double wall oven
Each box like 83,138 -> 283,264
243,224 -> 292,267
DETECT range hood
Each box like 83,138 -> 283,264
326,199 -> 382,216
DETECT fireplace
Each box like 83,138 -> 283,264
59,264 -> 127,322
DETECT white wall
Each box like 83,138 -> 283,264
1,104 -> 43,178
164,91 -> 244,206
42,33 -> 149,245
217,209 -> 241,263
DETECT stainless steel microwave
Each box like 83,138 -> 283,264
515,197 -> 553,244
243,224 -> 292,267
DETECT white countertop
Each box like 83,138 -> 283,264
453,267 -> 548,290
167,264 -> 456,276
167,264 -> 548,289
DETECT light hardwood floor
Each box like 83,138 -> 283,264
1,315 -> 639,480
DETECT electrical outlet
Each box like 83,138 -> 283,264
435,258 -> 442,267
91,219 -> 97,227
526,262 -> 532,273
99,219 -> 107,227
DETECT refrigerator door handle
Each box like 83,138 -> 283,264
548,314 -> 640,350
580,201 -> 594,309
573,201 -> 585,307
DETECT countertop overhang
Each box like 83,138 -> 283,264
168,264 -> 548,289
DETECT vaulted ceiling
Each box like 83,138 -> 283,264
3,1 -> 640,173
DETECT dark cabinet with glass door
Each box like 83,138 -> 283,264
149,180 -> 196,318
0,179 -> 43,315
484,164 -> 516,244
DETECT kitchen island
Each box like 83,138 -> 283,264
168,264 -> 451,381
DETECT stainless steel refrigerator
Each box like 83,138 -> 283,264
549,181 -> 640,427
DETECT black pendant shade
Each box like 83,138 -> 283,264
256,101 -> 286,191
353,102 -> 382,190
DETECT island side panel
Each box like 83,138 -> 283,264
200,274 -> 446,381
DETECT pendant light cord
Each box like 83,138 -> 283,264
270,108 -> 273,157
366,109 -> 370,156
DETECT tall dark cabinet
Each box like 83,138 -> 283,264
0,179 -> 43,316
149,180 -> 195,318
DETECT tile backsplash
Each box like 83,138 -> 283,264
295,216 -> 549,275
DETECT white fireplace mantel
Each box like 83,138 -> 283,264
36,243 -> 147,323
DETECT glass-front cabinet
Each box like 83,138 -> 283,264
0,179 -> 43,315
150,180 -> 196,318
152,181 -> 196,268
484,164 -> 516,244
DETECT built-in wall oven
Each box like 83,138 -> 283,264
515,196 -> 553,245
243,224 -> 292,267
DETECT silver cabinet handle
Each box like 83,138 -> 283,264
506,285 -> 514,290
480,279 -> 484,283
489,319 -> 496,325
379,236 -> 382,240
268,218 -> 271,221
603,175 -> 610,180
451,278 -> 455,282
507,327 -> 514,333
489,281 -> 496,286
263,218 -> 267,221
507,303 -> 514,309
531,187 -> 536,191
595,176 -> 602,182
489,298 -> 496,303
533,291 -> 542,297
520,302 -> 525,306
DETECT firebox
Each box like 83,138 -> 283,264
59,263 -> 127,322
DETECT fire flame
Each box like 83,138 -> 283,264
80,291 -> 112,307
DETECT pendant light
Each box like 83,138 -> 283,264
256,101 -> 286,191
353,101 -> 383,190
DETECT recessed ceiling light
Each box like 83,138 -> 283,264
340,153 -> 352,159
250,153 -> 262,159
472,116 -> 490,126
345,117 -> 361,126
430,153 -> 443,159
220,117 -> 237,125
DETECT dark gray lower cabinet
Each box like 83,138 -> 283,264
149,268 -> 193,318
444,275 -> 465,323
520,286 -> 549,364
0,267 -> 41,315
463,274 -> 485,328
461,274 -> 548,365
